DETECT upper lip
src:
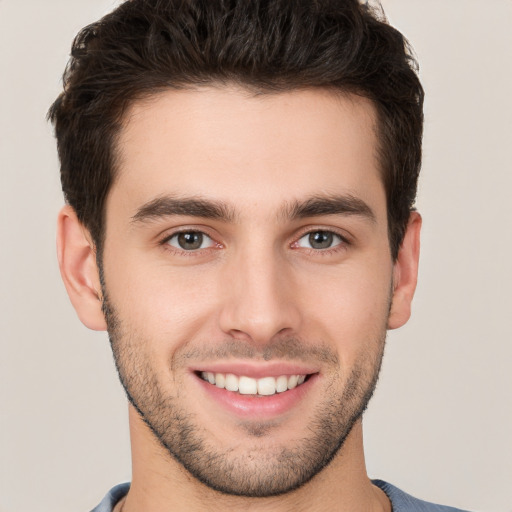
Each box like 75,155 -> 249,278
189,361 -> 319,379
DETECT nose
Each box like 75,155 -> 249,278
218,247 -> 302,346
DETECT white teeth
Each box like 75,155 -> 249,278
288,375 -> 299,389
276,375 -> 288,393
239,376 -> 258,395
225,373 -> 239,392
257,376 -> 277,396
200,372 -> 308,395
215,373 -> 225,389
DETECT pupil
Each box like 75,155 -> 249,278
178,232 -> 202,250
309,231 -> 333,249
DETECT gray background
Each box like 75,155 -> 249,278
1,1 -> 511,510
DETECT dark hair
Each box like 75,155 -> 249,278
48,0 -> 423,259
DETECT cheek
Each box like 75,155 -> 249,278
105,258 -> 222,346
296,261 -> 392,357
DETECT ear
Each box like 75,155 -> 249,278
388,211 -> 422,330
56,205 -> 107,331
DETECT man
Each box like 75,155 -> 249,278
49,0 -> 472,510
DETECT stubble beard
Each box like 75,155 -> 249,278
102,292 -> 387,498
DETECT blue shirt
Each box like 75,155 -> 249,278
90,480 -> 473,511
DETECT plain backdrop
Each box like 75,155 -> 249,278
1,1 -> 511,511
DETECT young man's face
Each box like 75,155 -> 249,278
80,87 -> 418,496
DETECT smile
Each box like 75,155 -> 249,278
199,371 -> 308,396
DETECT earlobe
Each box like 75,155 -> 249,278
56,205 -> 107,331
388,212 -> 422,330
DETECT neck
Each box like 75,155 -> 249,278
122,406 -> 390,512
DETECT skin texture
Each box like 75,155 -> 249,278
57,86 -> 420,511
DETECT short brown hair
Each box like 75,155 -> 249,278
48,0 -> 424,259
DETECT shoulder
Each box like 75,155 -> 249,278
89,480 -> 474,512
89,483 -> 130,512
372,480 -> 474,512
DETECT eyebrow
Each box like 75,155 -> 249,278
131,195 -> 238,224
282,194 -> 376,223
131,193 -> 375,225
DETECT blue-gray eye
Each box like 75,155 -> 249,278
167,232 -> 214,251
297,231 -> 342,250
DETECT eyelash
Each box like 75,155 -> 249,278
160,229 -> 220,256
159,228 -> 350,256
292,228 -> 350,256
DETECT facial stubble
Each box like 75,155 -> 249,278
102,289 -> 388,498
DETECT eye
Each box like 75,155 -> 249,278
166,231 -> 215,251
296,230 -> 344,250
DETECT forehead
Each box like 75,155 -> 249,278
112,86 -> 384,221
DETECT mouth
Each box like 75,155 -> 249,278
191,362 -> 319,418
197,371 -> 309,396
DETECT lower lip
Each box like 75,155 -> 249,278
193,373 -> 318,419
